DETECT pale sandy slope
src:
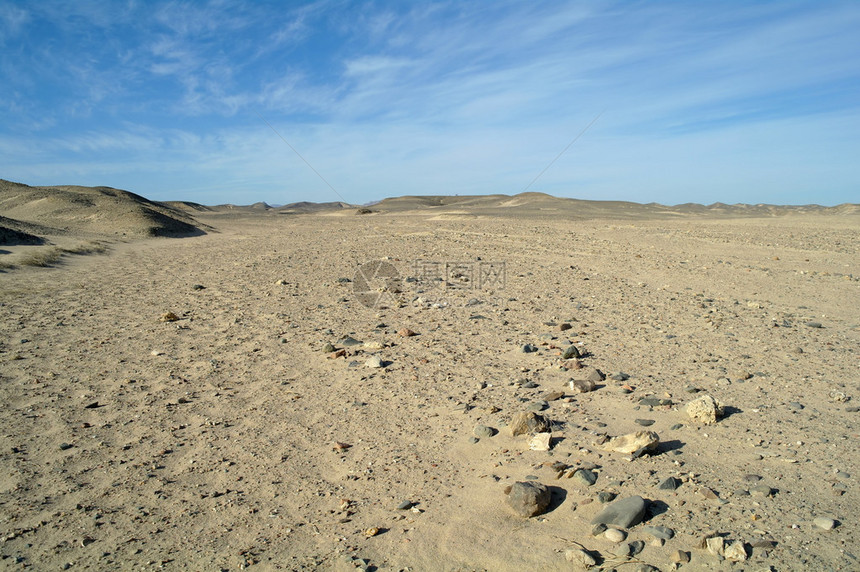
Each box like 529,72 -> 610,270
0,208 -> 858,571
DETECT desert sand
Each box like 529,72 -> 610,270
1,180 -> 859,571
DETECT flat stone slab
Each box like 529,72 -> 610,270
590,495 -> 647,528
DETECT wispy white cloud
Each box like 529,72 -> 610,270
1,1 -> 858,205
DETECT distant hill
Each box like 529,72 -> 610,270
360,192 -> 859,219
0,179 -> 210,239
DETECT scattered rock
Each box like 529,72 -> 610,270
639,397 -> 673,407
527,400 -> 549,412
557,323 -> 573,332
562,345 -> 581,359
705,535 -> 725,557
590,496 -> 647,528
628,540 -> 645,555
604,528 -> 626,543
509,412 -> 551,436
597,491 -> 616,503
396,500 -> 413,510
364,356 -> 384,368
191,284 -> 205,290
658,476 -> 682,491
642,525 -> 675,540
634,419 -> 655,427
813,516 -> 837,530
806,321 -> 823,328
159,312 -> 179,322
750,484 -> 773,497
584,368 -> 605,382
601,431 -> 659,455
572,469 -> 598,486
686,394 -> 725,424
569,379 -> 596,393
504,481 -> 551,517
671,549 -> 690,564
397,328 -> 417,337
529,432 -> 552,451
541,389 -> 565,401
591,523 -> 607,536
322,342 -> 336,353
564,548 -> 597,569
521,343 -> 538,353
725,540 -> 748,562
474,425 -> 495,439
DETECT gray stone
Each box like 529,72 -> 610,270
628,540 -> 645,555
364,355 -> 384,368
590,496 -> 647,528
597,491 -> 616,504
634,419 -> 655,427
527,400 -> 549,412
521,343 -> 538,353
591,523 -> 608,536
659,477 -> 682,490
604,528 -> 626,543
505,481 -> 551,517
806,321 -> 823,328
340,336 -> 362,346
813,516 -> 837,530
750,484 -> 773,497
640,397 -> 673,407
586,368 -> 605,382
474,425 -> 495,439
396,500 -> 413,510
322,342 -> 336,353
509,412 -> 551,436
562,345 -> 581,359
642,525 -> 675,540
573,469 -> 598,486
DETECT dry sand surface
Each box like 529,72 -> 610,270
1,188 -> 859,571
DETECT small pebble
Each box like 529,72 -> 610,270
813,516 -> 836,530
604,528 -> 626,543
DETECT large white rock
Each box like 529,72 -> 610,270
601,431 -> 659,454
686,394 -> 724,424
529,432 -> 552,451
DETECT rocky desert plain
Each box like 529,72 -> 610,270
0,178 -> 859,571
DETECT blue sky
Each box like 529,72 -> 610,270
1,1 -> 858,206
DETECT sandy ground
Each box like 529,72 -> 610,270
1,210 -> 859,571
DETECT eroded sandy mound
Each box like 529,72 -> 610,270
0,179 -> 209,238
